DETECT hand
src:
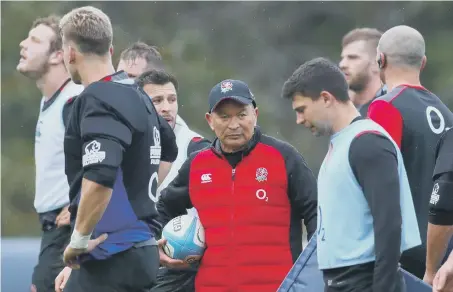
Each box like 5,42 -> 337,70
63,233 -> 108,269
433,260 -> 453,292
157,238 -> 190,269
424,270 -> 435,286
54,267 -> 72,292
55,206 -> 70,227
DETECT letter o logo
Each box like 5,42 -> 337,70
256,189 -> 268,202
426,106 -> 445,134
148,172 -> 159,202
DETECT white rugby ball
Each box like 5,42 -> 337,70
161,214 -> 206,264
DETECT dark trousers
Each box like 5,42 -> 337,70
322,262 -> 406,292
32,210 -> 71,292
65,245 -> 160,292
150,268 -> 196,292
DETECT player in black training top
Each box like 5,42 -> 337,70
426,128 -> 453,290
57,6 -> 177,292
369,25 -> 453,279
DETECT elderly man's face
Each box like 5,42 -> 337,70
206,100 -> 258,153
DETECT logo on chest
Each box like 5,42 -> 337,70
255,167 -> 268,182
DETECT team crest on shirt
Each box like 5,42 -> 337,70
220,81 -> 233,93
82,140 -> 106,166
150,126 -> 161,165
255,167 -> 268,182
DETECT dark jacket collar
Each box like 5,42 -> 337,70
211,126 -> 262,158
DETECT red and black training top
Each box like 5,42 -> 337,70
368,84 -> 453,277
157,127 -> 318,292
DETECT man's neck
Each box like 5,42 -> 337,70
332,102 -> 361,135
79,57 -> 116,87
36,65 -> 70,101
352,77 -> 383,107
385,68 -> 422,92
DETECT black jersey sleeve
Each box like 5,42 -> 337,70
284,146 -> 318,240
62,97 -> 76,128
79,94 -> 133,188
156,153 -> 196,233
187,137 -> 211,156
158,115 -> 178,163
430,128 -> 453,225
349,132 -> 401,292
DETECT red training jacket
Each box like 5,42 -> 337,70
157,127 -> 318,292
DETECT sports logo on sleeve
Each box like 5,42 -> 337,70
150,126 -> 161,165
430,183 -> 440,205
82,140 -> 106,166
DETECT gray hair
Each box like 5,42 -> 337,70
377,25 -> 425,68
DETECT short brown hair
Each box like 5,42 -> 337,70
342,28 -> 383,53
136,70 -> 178,91
59,6 -> 112,56
120,42 -> 164,70
32,15 -> 62,53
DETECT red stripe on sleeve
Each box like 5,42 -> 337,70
368,100 -> 403,148
191,137 -> 202,143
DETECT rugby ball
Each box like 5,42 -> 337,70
161,214 -> 206,264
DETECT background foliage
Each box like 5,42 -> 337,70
2,1 -> 453,236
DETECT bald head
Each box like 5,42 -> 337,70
378,25 -> 425,69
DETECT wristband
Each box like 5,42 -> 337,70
69,229 -> 92,249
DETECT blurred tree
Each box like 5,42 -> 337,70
2,1 -> 453,236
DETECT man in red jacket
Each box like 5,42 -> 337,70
156,79 -> 318,292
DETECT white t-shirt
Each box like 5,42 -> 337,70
34,80 -> 84,213
157,115 -> 205,217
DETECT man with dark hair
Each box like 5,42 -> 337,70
137,70 -> 210,292
282,57 -> 421,292
17,14 -> 84,292
367,25 -> 453,280
156,79 -> 318,292
54,6 -> 178,292
118,41 -> 164,78
339,28 -> 386,116
430,128 -> 453,292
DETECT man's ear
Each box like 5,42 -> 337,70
320,91 -> 335,108
254,107 -> 259,126
69,46 -> 77,64
48,49 -> 64,65
420,55 -> 427,71
205,112 -> 215,131
109,45 -> 114,57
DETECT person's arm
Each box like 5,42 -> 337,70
426,129 -> 453,279
281,144 -> 318,242
426,172 -> 453,279
72,95 -> 132,239
187,137 -> 211,156
156,115 -> 178,186
367,100 -> 403,148
349,132 -> 401,292
158,114 -> 178,163
156,154 -> 195,232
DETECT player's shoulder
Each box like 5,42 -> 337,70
374,85 -> 408,104
260,133 -> 303,160
63,81 -> 84,97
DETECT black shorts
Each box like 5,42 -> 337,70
322,262 -> 406,292
32,223 -> 71,292
150,268 -> 196,292
64,245 -> 159,292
